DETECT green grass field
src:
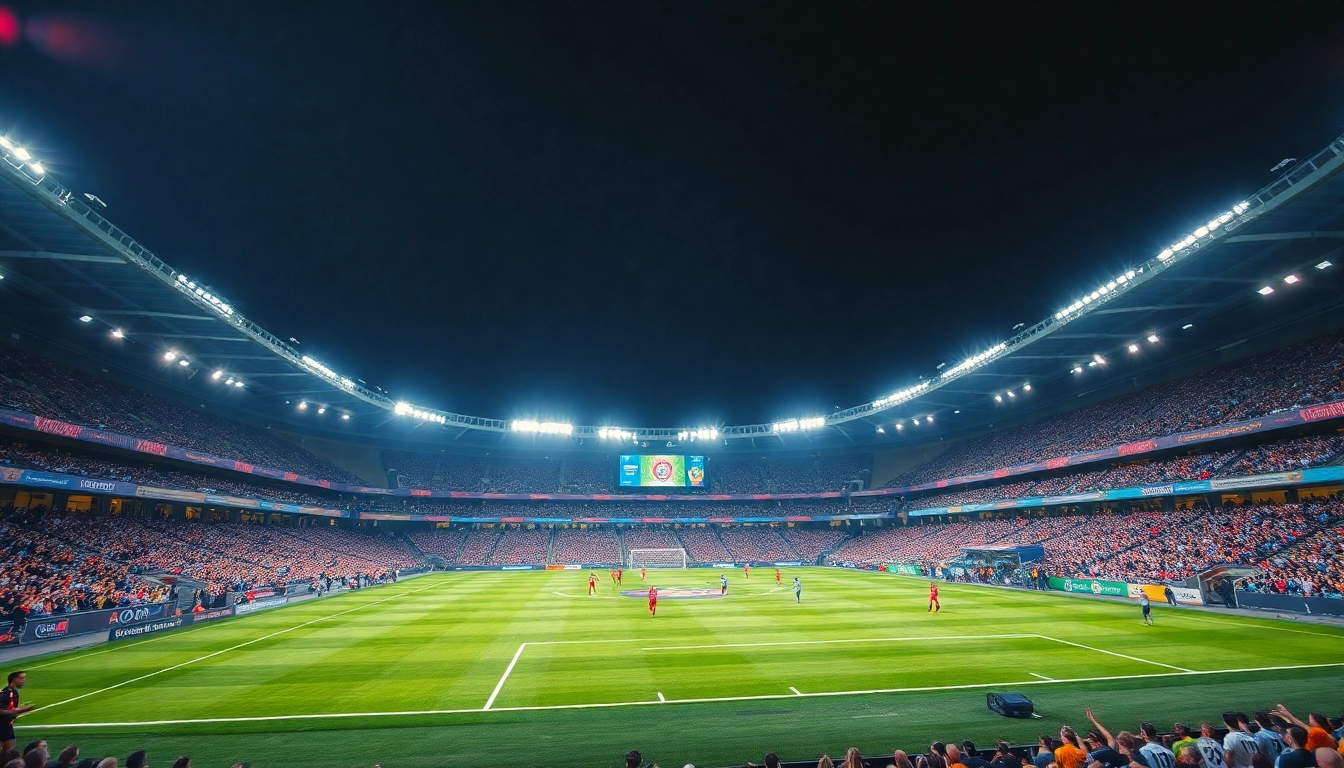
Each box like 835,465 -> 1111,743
12,568 -> 1344,768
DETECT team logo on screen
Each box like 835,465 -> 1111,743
651,459 -> 675,482
687,465 -> 704,485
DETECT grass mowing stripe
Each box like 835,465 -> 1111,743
1032,633 -> 1192,672
25,661 -> 1344,728
639,633 -> 1032,651
27,577 -> 453,715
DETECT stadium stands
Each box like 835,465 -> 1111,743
884,331 -> 1344,488
0,345 -> 365,484
487,527 -> 550,565
553,527 -> 621,564
1240,517 -> 1344,598
719,526 -> 799,562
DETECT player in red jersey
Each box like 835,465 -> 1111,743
744,563 -> 750,579
928,582 -> 941,612
641,567 -> 646,581
775,568 -> 782,585
610,570 -> 618,588
648,586 -> 657,616
588,573 -> 597,595
617,568 -> 623,586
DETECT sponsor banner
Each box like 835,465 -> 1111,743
1234,590 -> 1344,617
544,565 -> 568,571
1042,492 -> 1105,505
110,616 -> 187,641
108,604 -> 171,625
14,470 -> 78,489
245,588 -> 276,600
891,563 -> 923,576
501,565 -> 534,571
772,561 -> 802,567
192,606 -> 235,622
136,486 -> 207,503
1140,484 -> 1174,497
29,618 -> 71,641
1301,401 -> 1344,422
1048,577 -> 1127,596
234,596 -> 289,615
712,563 -> 736,569
1127,584 -> 1204,606
1208,472 -> 1301,491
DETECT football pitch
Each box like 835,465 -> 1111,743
13,568 -> 1344,768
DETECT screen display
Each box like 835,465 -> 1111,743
619,455 -> 706,488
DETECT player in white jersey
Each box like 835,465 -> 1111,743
1140,723 -> 1177,768
1221,714 -> 1260,768
1196,724 -> 1228,768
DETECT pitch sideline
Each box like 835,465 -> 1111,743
21,661 -> 1344,730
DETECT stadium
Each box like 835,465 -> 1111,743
3,6 -> 1344,768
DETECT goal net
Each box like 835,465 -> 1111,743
628,548 -> 688,569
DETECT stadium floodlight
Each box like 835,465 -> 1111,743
925,415 -> 933,422
911,418 -> 920,425
27,162 -> 44,176
178,359 -> 190,366
234,381 -> 243,388
224,377 -> 234,384
1072,366 -> 1083,374
342,413 -> 350,420
1128,343 -> 1140,353
318,407 -> 326,414
1182,323 -> 1194,329
1022,384 -> 1031,391
941,342 -> 1007,379
1147,334 -> 1160,343
1283,274 -> 1299,284
1088,361 -> 1097,367
78,315 -> 92,323
1092,354 -> 1105,365
872,380 -> 931,409
994,395 -> 1002,403
1258,286 -> 1274,296
298,402 -> 307,410
1157,249 -> 1173,261
895,422 -> 903,429
1006,391 -> 1014,398
111,328 -> 123,339
212,370 -> 224,379
1317,260 -> 1332,270
164,351 -> 177,361
0,135 -> 12,151
12,146 -> 30,161
512,420 -> 573,435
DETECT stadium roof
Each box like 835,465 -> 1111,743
3,131 -> 1344,454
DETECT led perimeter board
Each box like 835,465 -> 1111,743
618,454 -> 706,488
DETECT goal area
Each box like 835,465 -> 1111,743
628,548 -> 687,569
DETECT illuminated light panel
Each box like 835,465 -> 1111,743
1128,344 -> 1140,353
1316,260 -> 1332,270
1283,274 -> 1299,284
1258,286 -> 1274,296
1147,334 -> 1160,343
111,329 -> 124,339
78,315 -> 92,323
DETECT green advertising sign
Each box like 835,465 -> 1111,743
890,563 -> 924,576
1047,576 -> 1127,596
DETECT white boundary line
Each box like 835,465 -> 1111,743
22,661 -> 1344,729
789,686 -> 802,695
1031,634 -> 1191,672
1174,613 -> 1344,639
657,692 -> 665,702
28,578 -> 453,715
483,644 -> 527,711
1029,672 -> 1054,681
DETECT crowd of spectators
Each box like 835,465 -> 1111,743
1237,506 -> 1344,598
0,346 -> 364,484
711,454 -> 869,494
885,331 -> 1344,488
676,527 -> 732,563
900,433 -> 1344,512
553,527 -> 621,564
486,528 -> 550,565
719,527 -> 800,562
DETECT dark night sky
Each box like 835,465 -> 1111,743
3,2 -> 1344,427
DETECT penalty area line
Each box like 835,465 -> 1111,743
25,661 -> 1344,730
483,644 -> 527,711
1028,673 -> 1054,681
1032,634 -> 1191,672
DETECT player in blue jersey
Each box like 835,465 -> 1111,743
720,574 -> 728,595
1141,594 -> 1153,625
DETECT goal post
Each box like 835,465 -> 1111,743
628,548 -> 688,569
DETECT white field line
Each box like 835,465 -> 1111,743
657,692 -> 665,702
28,578 -> 453,715
483,644 -> 527,711
1029,672 -> 1054,681
853,712 -> 902,719
1031,634 -> 1191,672
641,633 -> 1033,651
789,686 -> 802,695
26,575 -> 462,670
22,661 -> 1344,729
